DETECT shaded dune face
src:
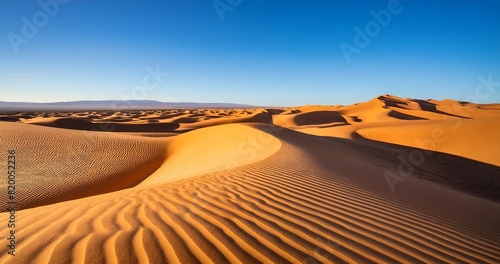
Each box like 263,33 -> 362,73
34,117 -> 181,132
294,111 -> 348,126
355,118 -> 500,166
0,95 -> 499,263
387,110 -> 428,120
0,123 -> 280,211
0,122 -> 168,211
0,123 -> 499,263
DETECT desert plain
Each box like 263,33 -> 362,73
0,94 -> 500,263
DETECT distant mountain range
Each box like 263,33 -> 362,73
0,100 -> 257,111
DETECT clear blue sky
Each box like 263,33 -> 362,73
1,0 -> 499,106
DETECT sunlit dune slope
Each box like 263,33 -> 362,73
140,123 -> 281,186
0,95 -> 499,263
357,118 -> 500,166
0,123 -> 499,263
294,95 -> 500,166
0,122 -> 280,211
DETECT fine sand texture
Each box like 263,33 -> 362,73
0,95 -> 499,263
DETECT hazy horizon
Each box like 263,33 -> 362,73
1,0 -> 499,106
0,93 -> 498,106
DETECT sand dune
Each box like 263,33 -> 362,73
0,122 -> 167,211
0,95 -> 499,263
140,124 -> 281,186
297,95 -> 500,164
356,118 -> 500,166
24,117 -> 180,132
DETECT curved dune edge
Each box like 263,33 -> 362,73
356,118 -> 500,166
140,123 -> 281,187
0,124 -> 499,263
0,123 -> 281,211
0,122 -> 168,211
1,95 -> 499,263
299,118 -> 500,166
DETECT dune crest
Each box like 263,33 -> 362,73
356,118 -> 500,166
141,124 -> 281,187
1,95 -> 499,263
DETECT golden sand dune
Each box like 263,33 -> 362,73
356,118 -> 500,166
141,124 -> 281,186
0,123 -> 279,211
0,122 -> 167,211
296,95 -> 500,164
0,95 -> 499,263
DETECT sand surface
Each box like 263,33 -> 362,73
0,95 -> 499,263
